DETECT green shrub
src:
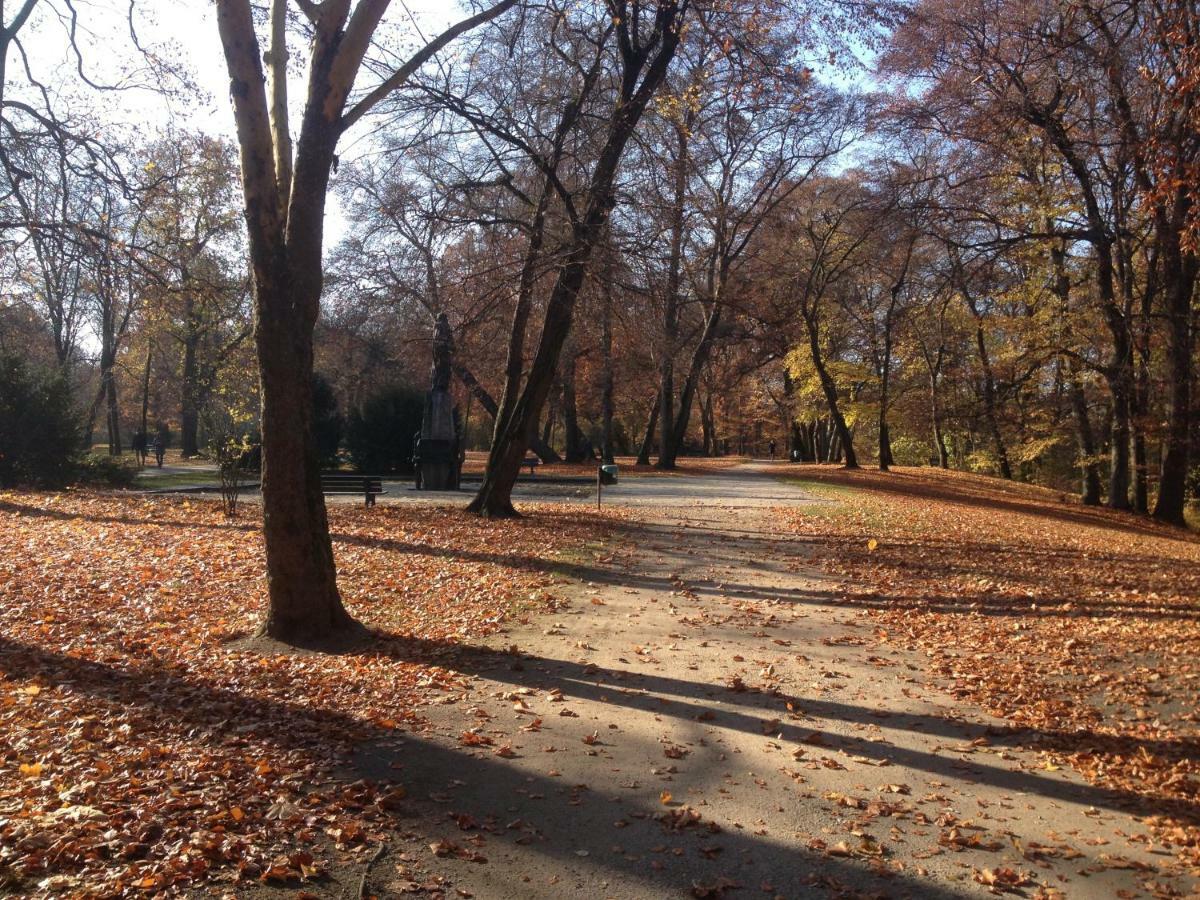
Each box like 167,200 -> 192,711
889,435 -> 933,467
0,353 -> 81,487
75,453 -> 140,487
344,384 -> 424,474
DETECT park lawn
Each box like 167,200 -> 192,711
0,490 -> 605,896
785,465 -> 1200,875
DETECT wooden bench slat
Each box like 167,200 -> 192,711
319,472 -> 385,507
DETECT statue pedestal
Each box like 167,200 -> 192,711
418,391 -> 459,491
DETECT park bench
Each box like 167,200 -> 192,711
319,472 -> 385,507
522,456 -> 540,476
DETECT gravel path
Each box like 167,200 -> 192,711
350,462 -> 1174,899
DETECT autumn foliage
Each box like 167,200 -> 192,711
786,466 -> 1200,871
0,492 -> 599,894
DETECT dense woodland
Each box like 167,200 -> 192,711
1,0 -> 1197,637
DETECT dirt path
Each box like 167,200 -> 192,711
353,463 -> 1175,899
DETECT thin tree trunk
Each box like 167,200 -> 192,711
140,346 -> 152,432
106,369 -> 122,456
562,336 -> 586,462
1067,362 -> 1103,505
930,373 -> 949,469
599,269 -> 615,465
803,313 -> 858,469
180,327 -> 200,457
1153,252 -> 1196,524
468,4 -> 686,515
656,120 -> 689,470
665,304 -> 721,467
636,400 -> 659,466
878,325 -> 894,472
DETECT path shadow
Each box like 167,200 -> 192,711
0,636 -> 964,899
360,635 -> 1200,828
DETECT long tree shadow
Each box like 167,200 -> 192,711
362,634 -> 1200,827
0,635 -> 967,899
332,526 -> 1200,623
12,497 -> 1193,626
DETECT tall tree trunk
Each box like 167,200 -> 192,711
469,3 -> 686,516
106,371 -> 122,456
636,400 -> 659,466
562,336 -> 586,462
180,328 -> 200,457
1131,279 -> 1153,513
657,120 -> 689,470
255,278 -> 353,641
700,388 -> 716,456
542,397 -> 556,450
803,313 -> 858,469
1153,251 -> 1196,524
599,271 -> 615,465
879,422 -> 893,470
664,304 -> 721,467
878,326 -> 894,471
218,0 -> 350,643
1067,362 -> 1103,505
216,0 -> 517,644
930,372 -> 949,469
973,323 -> 1011,479
140,344 -> 152,444
1105,362 -> 1134,510
1050,240 -> 1103,505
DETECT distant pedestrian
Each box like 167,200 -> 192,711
132,431 -> 148,468
152,433 -> 165,468
769,439 -> 776,459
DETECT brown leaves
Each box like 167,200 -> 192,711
973,866 -> 1033,893
0,491 -> 594,893
429,838 -> 486,863
786,466 -> 1200,871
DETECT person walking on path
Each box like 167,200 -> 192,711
132,432 -> 148,468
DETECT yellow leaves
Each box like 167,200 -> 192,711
19,761 -> 44,777
229,806 -> 246,822
866,538 -> 878,551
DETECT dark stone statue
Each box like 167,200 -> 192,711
431,312 -> 453,392
416,313 -> 463,491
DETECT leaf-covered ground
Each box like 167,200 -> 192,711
784,466 -> 1200,876
0,491 -> 605,896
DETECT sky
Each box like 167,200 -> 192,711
13,0 -> 466,238
17,0 -> 463,131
